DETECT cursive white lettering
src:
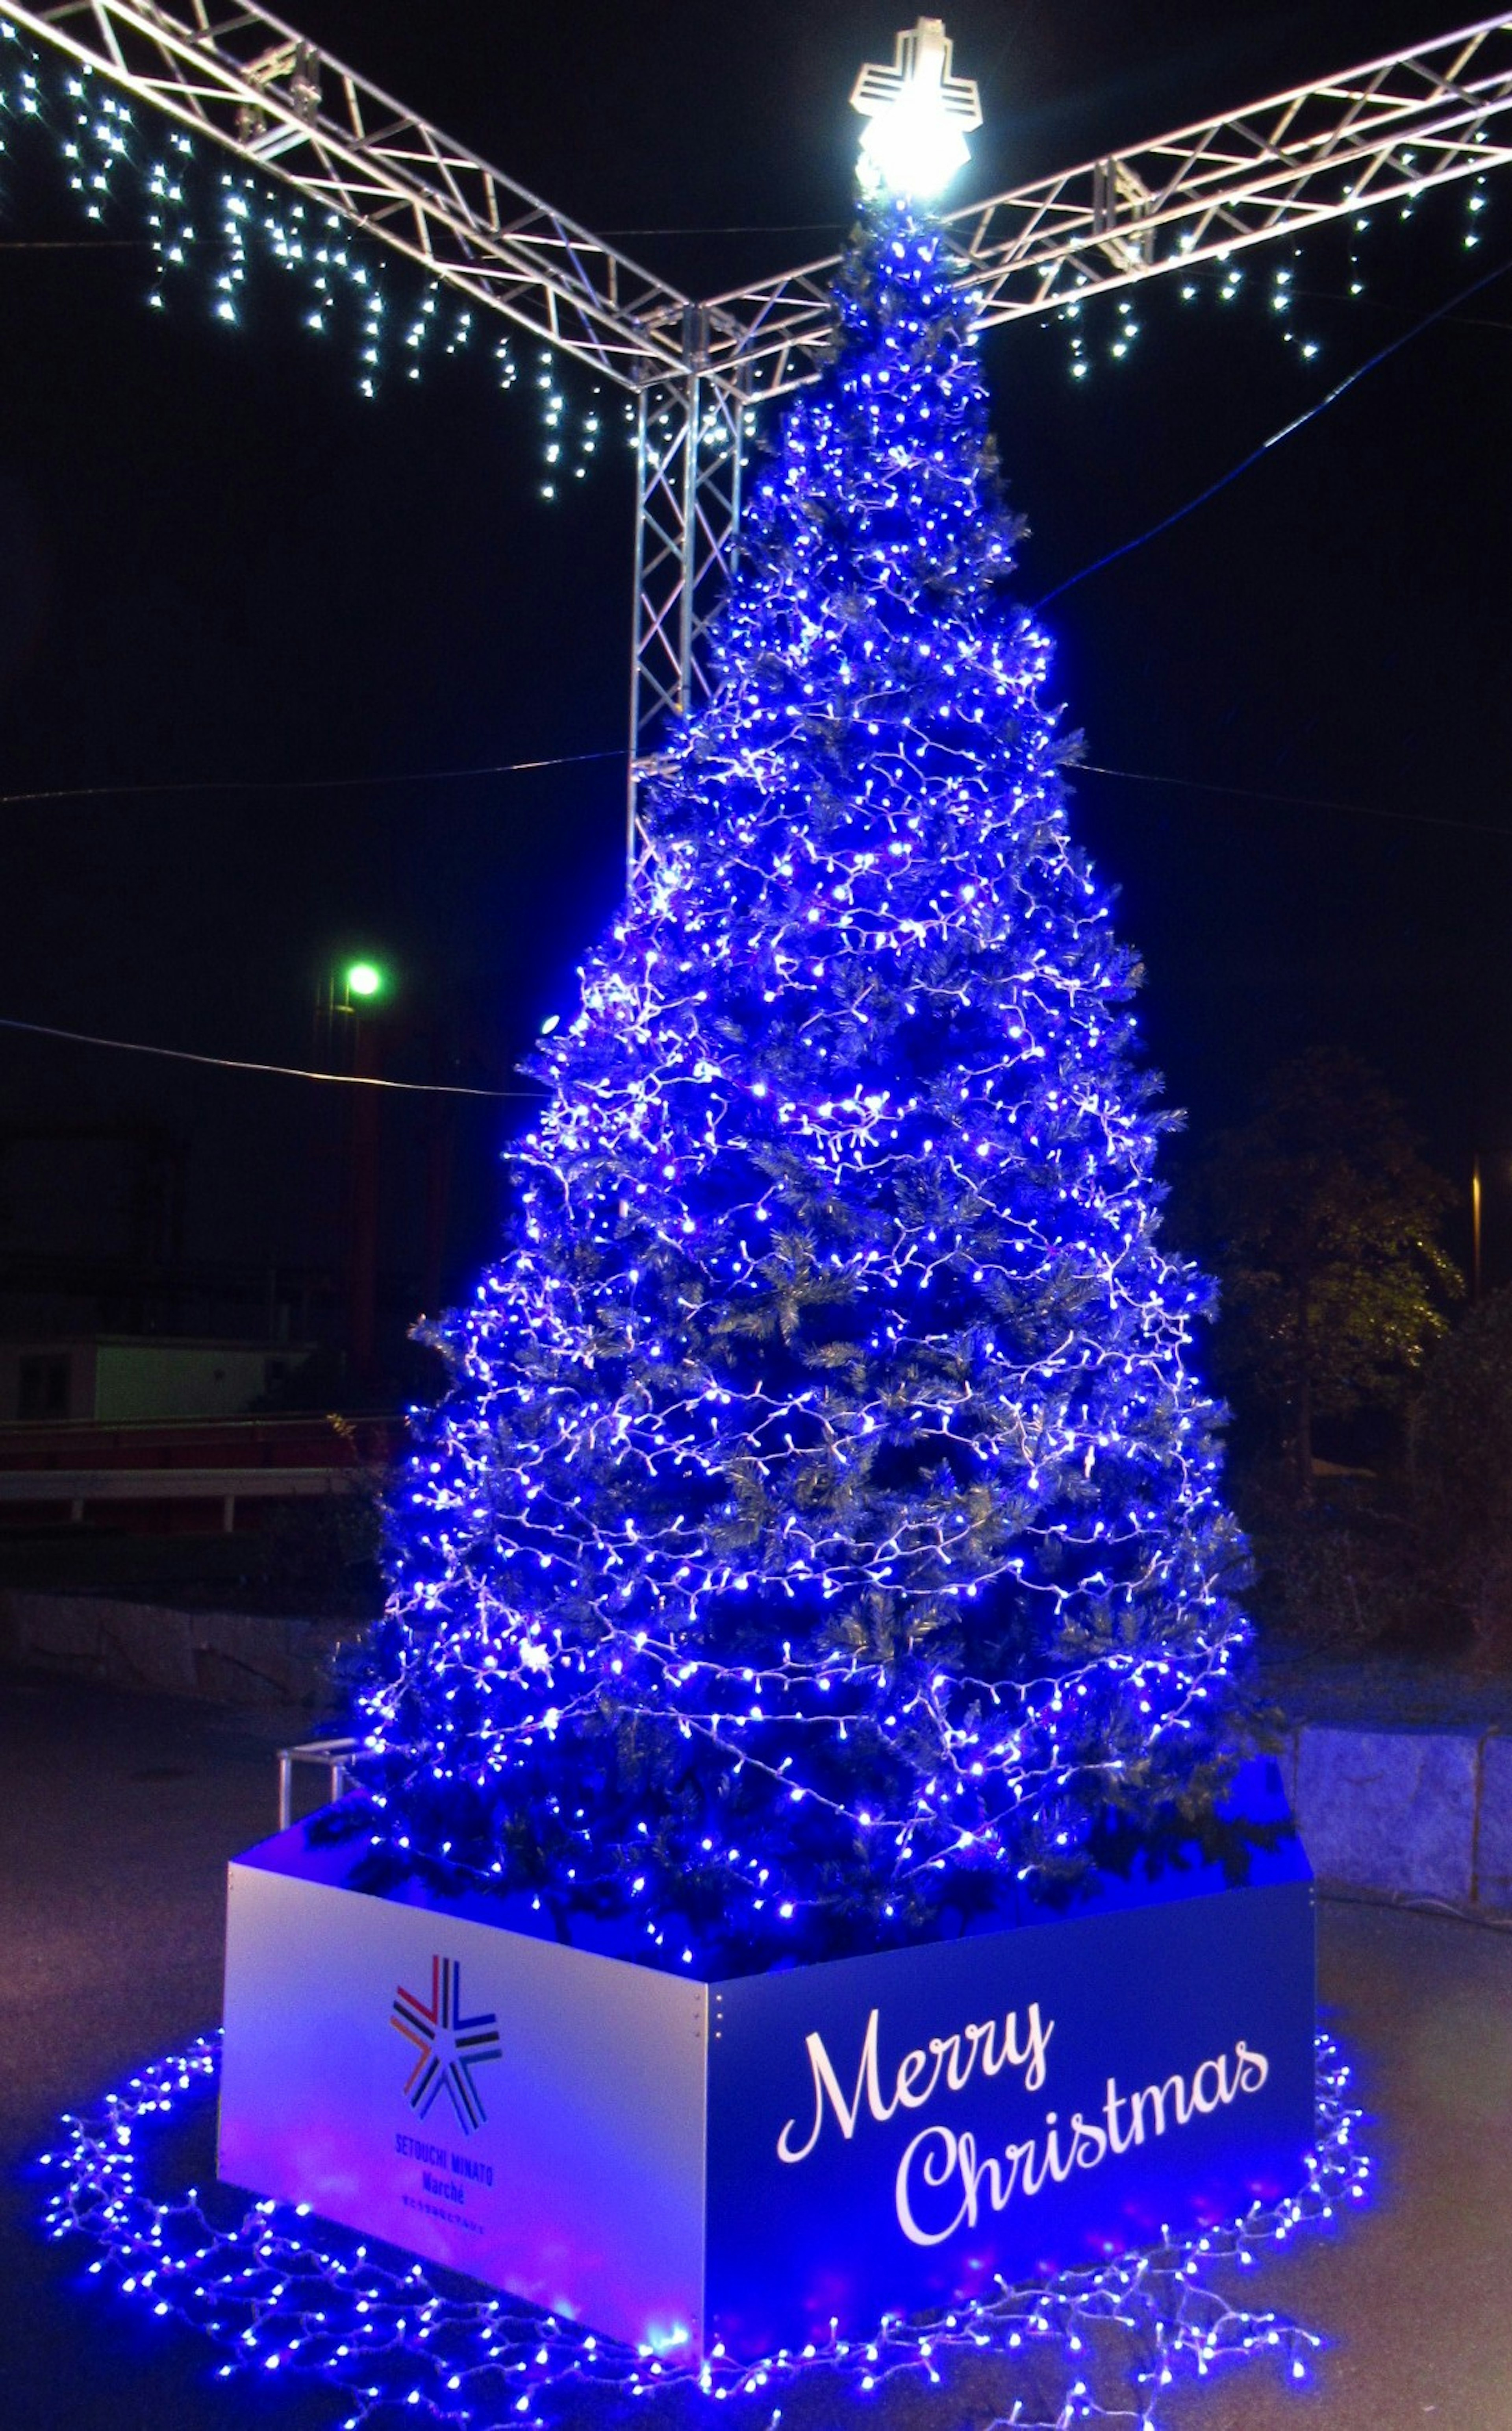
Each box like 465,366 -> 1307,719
778,2000 -> 1057,2164
932,2031 -> 974,2093
1069,2109 -> 1107,2170
1236,2038 -> 1269,2094
893,2045 -> 932,2109
1006,2003 -> 1055,2092
1104,2076 -> 1137,2155
893,2041 -> 1273,2248
1128,2072 -> 1193,2143
895,2125 -> 969,2245
1190,2057 -> 1226,2115
777,2007 -> 893,2163
1021,2110 -> 1075,2196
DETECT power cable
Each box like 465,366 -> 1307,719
0,1013 -> 545,1098
0,747 -> 621,812
4,745 -> 1506,1102
0,235 -> 156,248
1034,251 -> 1512,609
1077,762 -> 1512,843
1318,1885 -> 1512,1937
600,221 -> 843,238
7,747 -> 1507,843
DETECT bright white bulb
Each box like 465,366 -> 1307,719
852,18 -> 981,202
858,89 -> 970,199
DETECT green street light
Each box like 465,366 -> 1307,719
345,960 -> 386,1002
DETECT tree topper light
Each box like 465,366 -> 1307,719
851,18 -> 982,201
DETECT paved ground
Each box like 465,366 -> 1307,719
2,1672 -> 1510,2431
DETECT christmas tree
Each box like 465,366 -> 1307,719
346,191 -> 1253,1973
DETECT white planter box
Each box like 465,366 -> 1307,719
219,1761 -> 1315,2362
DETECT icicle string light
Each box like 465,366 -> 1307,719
37,2030 -> 1369,2429
1054,169 -> 1496,377
3,20 -> 1496,446
0,21 -> 627,484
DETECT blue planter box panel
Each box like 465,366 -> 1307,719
705,1875 -> 1314,2357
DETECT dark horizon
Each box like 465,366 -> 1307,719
2,0 -> 1510,1345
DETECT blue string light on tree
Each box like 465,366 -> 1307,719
340,29 -> 1259,1977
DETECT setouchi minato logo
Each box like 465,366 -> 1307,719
390,1955 -> 502,2134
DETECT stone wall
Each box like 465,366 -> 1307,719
3,1593 -> 1508,1906
0,1588 -> 352,1707
1281,1723 -> 1512,1912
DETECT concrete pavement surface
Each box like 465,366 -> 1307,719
2,1673 -> 1510,2430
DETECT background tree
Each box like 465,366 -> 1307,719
1190,1047 -> 1457,1501
1412,1286 -> 1512,1668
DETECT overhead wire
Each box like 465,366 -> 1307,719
5,747 -> 1508,842
1034,250 -> 1512,608
4,224 -> 1508,1121
0,746 -> 621,812
0,234 -> 155,248
3,743 -> 1507,1104
4,227 -> 1506,831
1075,763 -> 1512,843
0,1013 -> 543,1097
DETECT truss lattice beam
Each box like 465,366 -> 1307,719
702,11 -> 1512,397
628,369 -> 746,864
5,0 -> 757,868
11,1 -> 1512,867
6,0 -> 740,387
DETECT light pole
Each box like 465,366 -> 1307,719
333,959 -> 390,1393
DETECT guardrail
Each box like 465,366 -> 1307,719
0,1464 -> 366,1531
276,1734 -> 357,1831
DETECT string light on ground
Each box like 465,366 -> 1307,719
4,25 -> 1396,2415
37,2030 -> 1369,2429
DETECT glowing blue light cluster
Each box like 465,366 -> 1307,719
38,2030 -> 1369,2428
0,23 -> 622,482
343,194 -> 1254,1970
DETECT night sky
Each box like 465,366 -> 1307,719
2,0 -> 1509,1319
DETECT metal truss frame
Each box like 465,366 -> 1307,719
9,0 -> 712,383
8,0 -> 1512,867
630,345 -> 747,819
4,0 -> 745,862
704,12 -> 1512,395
